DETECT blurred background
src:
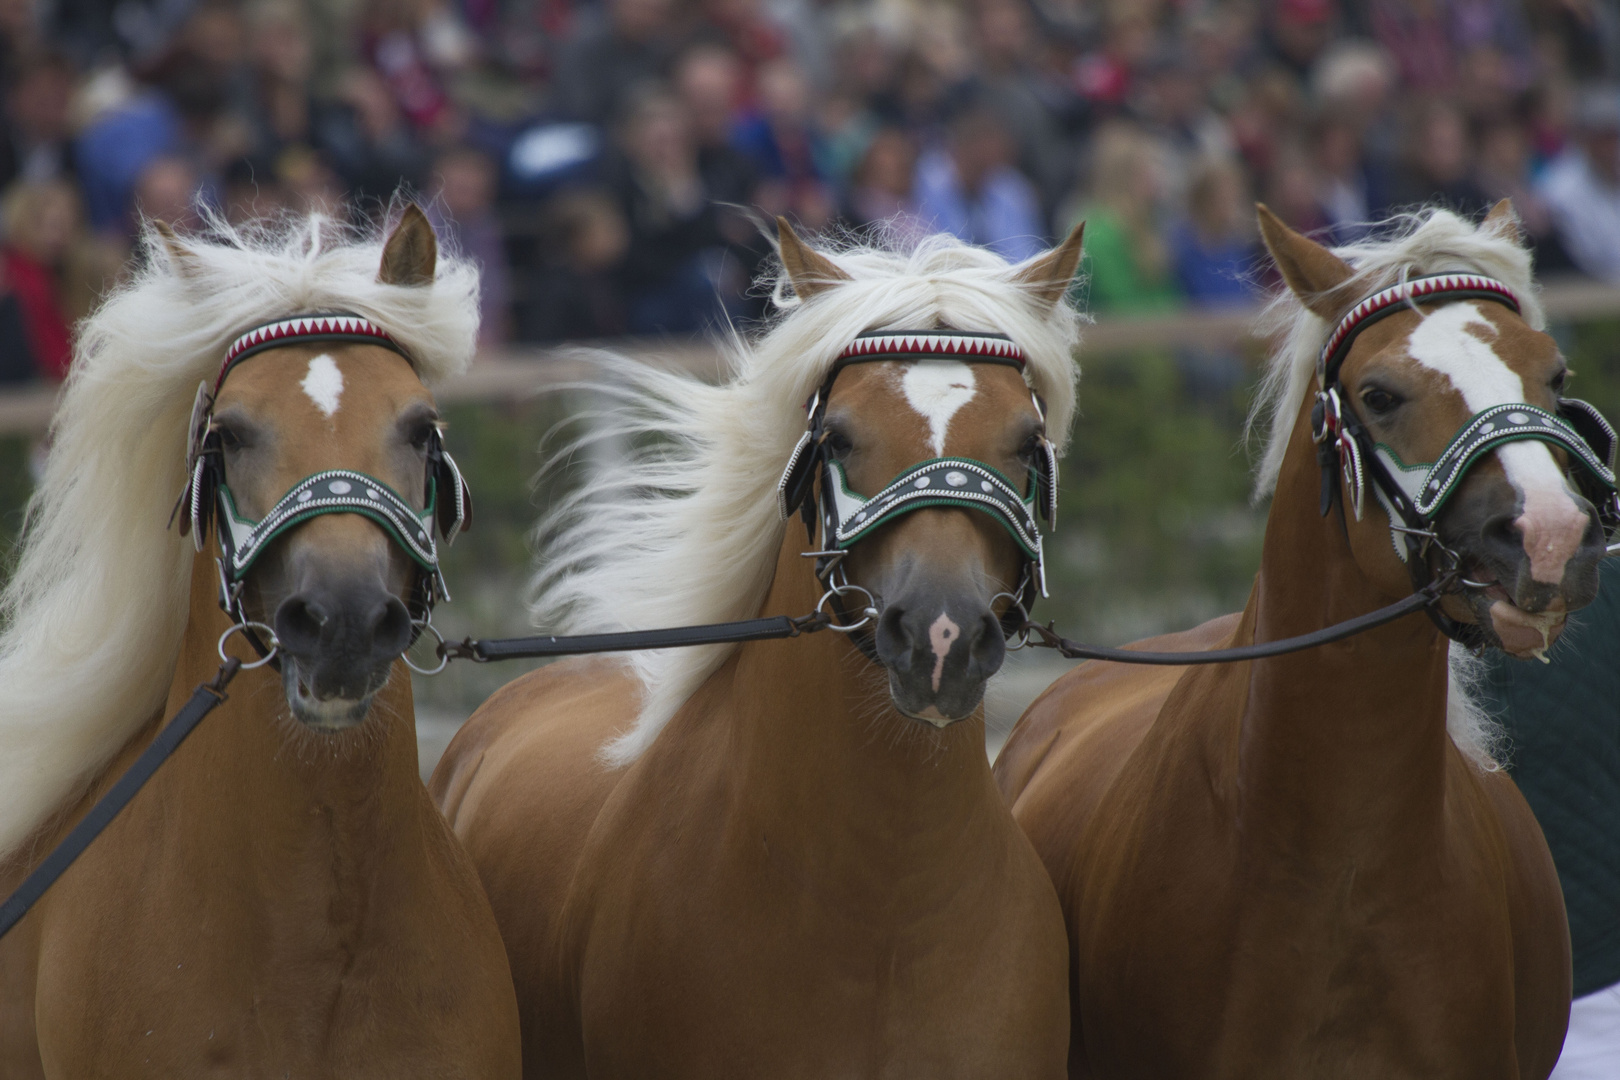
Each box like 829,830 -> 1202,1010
0,0 -> 1617,769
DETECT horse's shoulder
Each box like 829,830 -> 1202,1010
997,611 -> 1243,803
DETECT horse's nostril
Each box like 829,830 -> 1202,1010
372,597 -> 413,657
275,595 -> 330,653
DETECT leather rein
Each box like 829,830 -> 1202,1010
5,302 -> 1617,942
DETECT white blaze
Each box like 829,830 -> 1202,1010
928,612 -> 959,692
1406,302 -> 1585,585
901,361 -> 977,455
301,354 -> 344,418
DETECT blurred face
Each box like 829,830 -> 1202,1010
1584,127 -> 1620,184
134,159 -> 202,229
436,153 -> 495,217
625,99 -> 695,173
8,66 -> 72,142
10,185 -> 78,263
759,61 -> 810,126
1418,109 -> 1469,184
676,48 -> 741,145
610,0 -> 673,41
858,131 -> 917,197
254,17 -> 313,83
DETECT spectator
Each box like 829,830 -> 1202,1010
1539,85 -> 1620,283
915,104 -> 1044,262
1311,110 -> 1387,242
519,189 -> 630,342
132,156 -> 205,233
608,88 -> 735,334
1386,98 -> 1489,215
845,126 -> 927,246
1474,117 -> 1574,273
73,72 -> 184,234
0,52 -> 75,190
1059,122 -> 1179,313
429,146 -> 510,344
731,58 -> 834,230
553,0 -> 684,125
0,179 -> 83,380
1170,155 -> 1259,308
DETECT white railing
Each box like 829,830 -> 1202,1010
2,278 -> 1615,437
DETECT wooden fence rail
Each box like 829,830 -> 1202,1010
2,278 -> 1615,437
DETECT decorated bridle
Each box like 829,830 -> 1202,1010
776,330 -> 1059,649
173,314 -> 473,667
1309,273 -> 1619,645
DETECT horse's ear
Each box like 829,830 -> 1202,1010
1015,222 -> 1085,309
378,204 -> 438,286
153,220 -> 200,278
1257,204 -> 1358,322
777,216 -> 849,299
1483,198 -> 1524,247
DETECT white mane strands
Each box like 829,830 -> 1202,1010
0,210 -> 480,860
532,232 -> 1084,766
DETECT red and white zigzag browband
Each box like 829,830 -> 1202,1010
1318,273 -> 1520,384
217,313 -> 403,390
837,330 -> 1026,368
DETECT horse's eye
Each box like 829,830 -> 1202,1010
408,422 -> 437,452
214,424 -> 243,452
1551,368 -> 1568,395
1360,387 -> 1402,416
823,428 -> 853,460
1017,432 -> 1041,463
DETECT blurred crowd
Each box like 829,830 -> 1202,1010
2,0 -> 1620,382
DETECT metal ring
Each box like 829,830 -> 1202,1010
990,591 -> 1033,649
816,583 -> 880,633
217,621 -> 280,669
404,619 -> 449,675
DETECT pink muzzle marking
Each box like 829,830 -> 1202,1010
1516,486 -> 1591,586
928,613 -> 960,693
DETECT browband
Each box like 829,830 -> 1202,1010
217,313 -> 405,391
836,329 -> 1027,368
1318,273 -> 1520,387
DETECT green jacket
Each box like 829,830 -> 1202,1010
1479,557 -> 1620,997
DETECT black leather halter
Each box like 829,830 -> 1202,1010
1310,274 -> 1619,646
173,313 -> 473,665
776,330 -> 1059,654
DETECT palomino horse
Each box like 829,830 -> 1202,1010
433,221 -> 1084,1078
996,201 -> 1612,1078
0,208 -> 520,1077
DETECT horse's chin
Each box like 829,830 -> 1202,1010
889,686 -> 981,729
1457,585 -> 1568,661
282,664 -> 379,731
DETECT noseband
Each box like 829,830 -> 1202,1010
776,330 -> 1058,648
1310,273 -> 1619,645
173,313 -> 473,666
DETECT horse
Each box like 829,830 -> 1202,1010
0,207 -> 521,1077
431,220 -> 1085,1078
995,201 -> 1612,1078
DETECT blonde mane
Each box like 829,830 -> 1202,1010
0,210 -> 480,860
1245,206 -> 1540,769
531,233 -> 1084,766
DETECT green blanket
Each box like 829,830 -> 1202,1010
1479,558 -> 1620,997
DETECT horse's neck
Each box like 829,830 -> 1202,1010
161,552 -> 428,910
717,529 -> 1001,871
1237,405 -> 1453,852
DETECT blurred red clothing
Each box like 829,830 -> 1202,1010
2,247 -> 72,380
